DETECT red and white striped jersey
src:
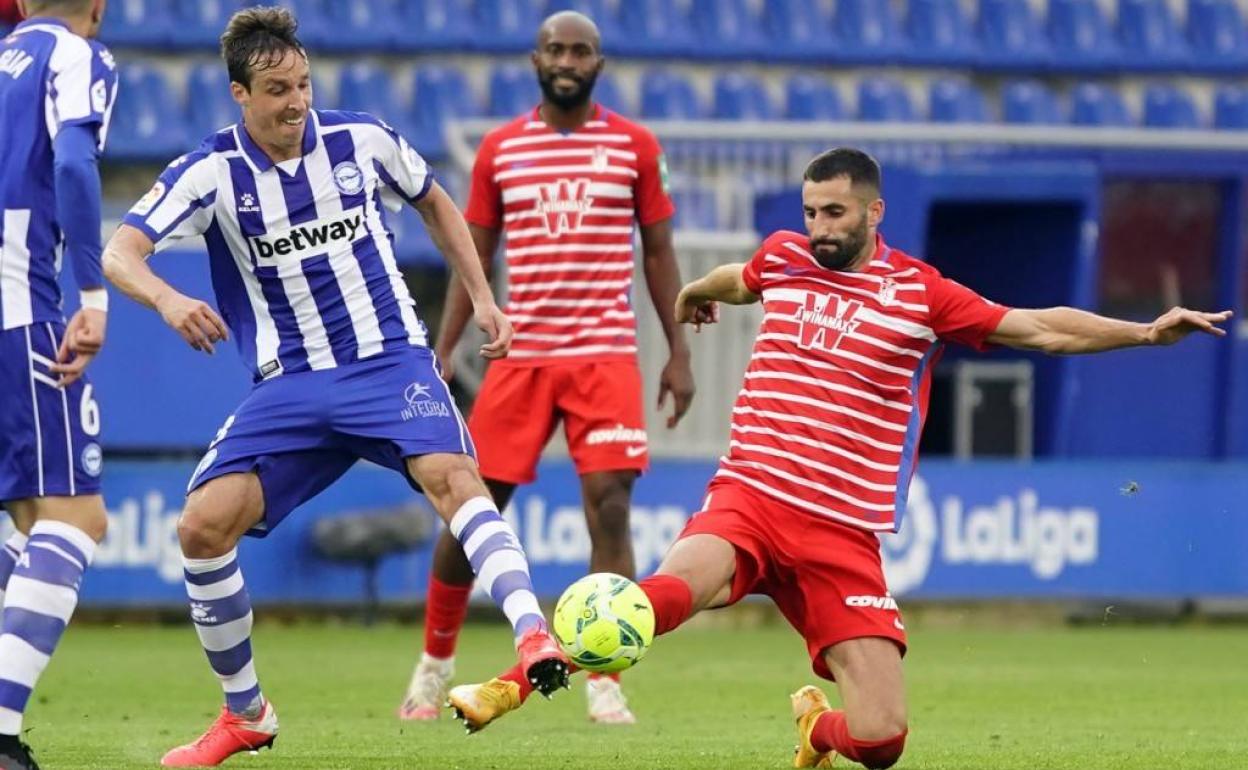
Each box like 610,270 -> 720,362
465,104 -> 674,364
715,230 -> 1010,533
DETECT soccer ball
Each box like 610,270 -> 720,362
552,572 -> 655,673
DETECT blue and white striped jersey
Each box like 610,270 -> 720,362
0,17 -> 117,330
123,110 -> 436,382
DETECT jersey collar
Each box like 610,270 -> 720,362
15,16 -> 72,32
235,110 -> 319,174
528,102 -> 604,130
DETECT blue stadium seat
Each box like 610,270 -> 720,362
591,72 -> 629,116
928,78 -> 989,123
319,0 -> 392,52
1187,0 -> 1248,71
690,0 -> 766,60
784,74 -> 845,121
1069,83 -> 1132,126
337,63 -> 407,131
711,73 -> 776,120
904,0 -> 976,65
639,69 -> 703,119
106,65 -> 188,161
391,0 -> 471,52
473,0 -> 544,53
1117,0 -> 1190,69
1001,80 -> 1062,124
184,64 -> 238,143
833,0 -> 902,62
267,0 -> 329,49
1213,85 -> 1248,130
410,66 -> 480,160
1141,85 -> 1201,129
102,0 -> 172,48
761,0 -> 833,61
1046,0 -> 1120,70
615,0 -> 692,57
857,77 -> 916,122
488,63 -> 541,118
976,0 -> 1050,68
169,0 -> 240,49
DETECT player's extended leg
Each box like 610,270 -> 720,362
161,472 -> 277,768
793,639 -> 908,769
406,454 -> 568,698
0,496 -> 106,767
399,478 -> 516,721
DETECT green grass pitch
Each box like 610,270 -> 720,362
25,620 -> 1248,769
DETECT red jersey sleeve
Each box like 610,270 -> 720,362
925,273 -> 1011,350
463,132 -> 502,229
631,125 -> 676,226
742,231 -> 801,295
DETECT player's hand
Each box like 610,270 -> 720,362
1146,307 -> 1233,346
156,292 -> 228,354
675,287 -> 719,333
475,303 -> 512,360
49,307 -> 107,387
657,353 -> 695,429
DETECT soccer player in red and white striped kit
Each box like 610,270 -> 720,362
446,147 -> 1232,768
400,11 -> 693,725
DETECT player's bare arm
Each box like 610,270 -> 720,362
987,305 -> 1234,354
434,223 -> 501,381
415,182 -> 513,361
640,218 -> 695,428
675,262 -> 758,331
102,224 -> 228,354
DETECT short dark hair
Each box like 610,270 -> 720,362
803,148 -> 881,193
220,6 -> 306,89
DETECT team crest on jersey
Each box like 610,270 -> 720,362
81,443 -> 103,478
590,145 -> 610,173
795,293 -> 863,353
333,161 -> 365,195
878,276 -> 898,307
535,178 -> 593,237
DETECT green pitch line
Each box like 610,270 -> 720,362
26,622 -> 1248,769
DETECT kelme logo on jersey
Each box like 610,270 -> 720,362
250,210 -> 364,260
796,293 -> 863,353
535,178 -> 593,237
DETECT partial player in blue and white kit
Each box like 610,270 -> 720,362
0,1 -> 115,767
101,7 -> 569,767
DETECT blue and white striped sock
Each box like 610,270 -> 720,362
450,497 -> 545,640
183,548 -> 263,717
0,532 -> 29,610
0,520 -> 95,735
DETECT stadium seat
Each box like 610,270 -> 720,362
473,0 -> 544,52
833,0 -> 902,62
102,0 -> 172,48
169,0 -> 240,49
106,65 -> 188,161
184,64 -> 239,143
711,73 -> 777,121
337,63 -> 408,132
1046,0 -> 1120,70
591,72 -> 629,116
410,66 -> 480,160
976,0 -> 1050,68
267,0 -> 329,49
904,0 -> 976,65
1117,0 -> 1190,70
1001,80 -> 1062,124
857,77 -> 916,122
1186,0 -> 1248,72
690,0 -> 766,60
639,69 -> 703,119
1213,85 -> 1248,130
615,0 -> 692,57
487,63 -> 542,118
319,0 -> 392,52
784,74 -> 845,121
1141,84 -> 1201,130
928,78 -> 990,123
761,0 -> 833,62
1068,82 -> 1132,127
390,0 -> 471,52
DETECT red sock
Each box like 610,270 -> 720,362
423,577 -> 473,659
810,710 -> 907,770
639,574 -> 693,636
586,672 -> 620,683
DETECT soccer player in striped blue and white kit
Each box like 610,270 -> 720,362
102,7 -> 569,767
0,2 -> 115,768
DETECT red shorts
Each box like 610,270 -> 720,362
679,479 -> 907,681
467,360 -> 648,484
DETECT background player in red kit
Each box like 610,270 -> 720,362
401,11 -> 693,725
445,148 -> 1232,767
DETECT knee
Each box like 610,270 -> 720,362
78,508 -> 108,543
177,504 -> 234,558
586,477 -> 633,535
857,728 -> 907,770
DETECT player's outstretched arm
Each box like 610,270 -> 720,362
434,223 -> 500,381
674,263 -> 758,332
102,225 -> 228,354
987,306 -> 1234,354
640,218 -> 695,428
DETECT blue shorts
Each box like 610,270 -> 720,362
0,322 -> 104,503
187,346 -> 473,537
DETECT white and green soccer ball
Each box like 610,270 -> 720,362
552,572 -> 656,674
